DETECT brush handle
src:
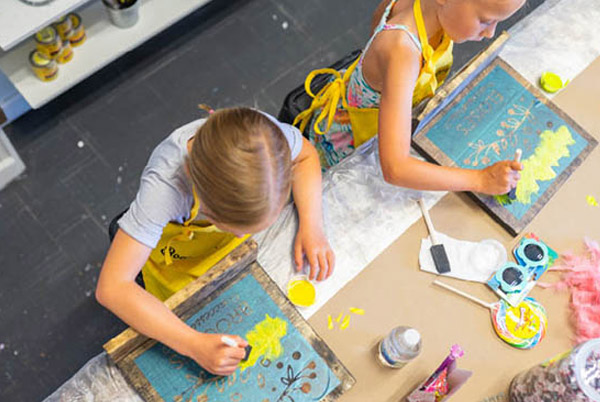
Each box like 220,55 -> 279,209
418,199 -> 440,245
433,280 -> 493,310
221,336 -> 238,348
506,148 -> 523,198
514,148 -> 522,163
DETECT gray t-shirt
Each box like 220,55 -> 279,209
119,114 -> 303,248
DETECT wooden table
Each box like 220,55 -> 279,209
308,57 -> 600,402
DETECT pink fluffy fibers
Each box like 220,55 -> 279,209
538,238 -> 600,343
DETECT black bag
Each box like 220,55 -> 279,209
277,50 -> 362,137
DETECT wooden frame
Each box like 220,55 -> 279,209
413,57 -> 597,236
104,239 -> 355,401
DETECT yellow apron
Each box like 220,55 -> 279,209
411,0 -> 453,105
294,0 -> 453,147
142,188 -> 249,301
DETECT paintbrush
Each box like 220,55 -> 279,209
418,199 -> 451,274
221,336 -> 252,361
507,148 -> 522,200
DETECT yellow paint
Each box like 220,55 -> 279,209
327,315 -> 333,330
587,195 -> 599,207
349,307 -> 365,315
335,312 -> 343,323
239,314 -> 287,371
340,315 -> 351,330
516,125 -> 575,205
540,72 -> 568,93
494,193 -> 512,206
287,278 -> 316,307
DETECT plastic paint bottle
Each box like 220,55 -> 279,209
377,326 -> 422,368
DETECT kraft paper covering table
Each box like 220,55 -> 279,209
307,57 -> 600,402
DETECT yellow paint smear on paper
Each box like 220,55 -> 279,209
239,314 -> 287,371
340,315 -> 351,330
349,307 -> 365,315
335,312 -> 343,323
587,195 -> 599,207
516,125 -> 575,205
327,315 -> 334,330
287,278 -> 316,307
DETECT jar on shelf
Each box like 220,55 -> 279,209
55,39 -> 74,64
68,13 -> 86,47
53,15 -> 73,41
29,50 -> 58,82
35,26 -> 62,59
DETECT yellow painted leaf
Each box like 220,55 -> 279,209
239,314 -> 287,371
516,126 -> 575,204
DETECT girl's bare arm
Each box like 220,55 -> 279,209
96,229 -> 247,375
376,35 -> 520,194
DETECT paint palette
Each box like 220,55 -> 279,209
105,246 -> 354,402
413,58 -> 597,236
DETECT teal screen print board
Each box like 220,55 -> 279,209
413,58 -> 597,235
116,262 -> 354,402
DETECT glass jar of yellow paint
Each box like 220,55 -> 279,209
35,26 -> 62,59
55,39 -> 74,64
29,50 -> 58,82
53,15 -> 73,41
287,276 -> 316,308
68,13 -> 86,47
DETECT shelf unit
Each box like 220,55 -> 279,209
0,0 -> 93,51
0,0 -> 211,109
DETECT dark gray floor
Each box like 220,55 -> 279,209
0,0 -> 543,400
